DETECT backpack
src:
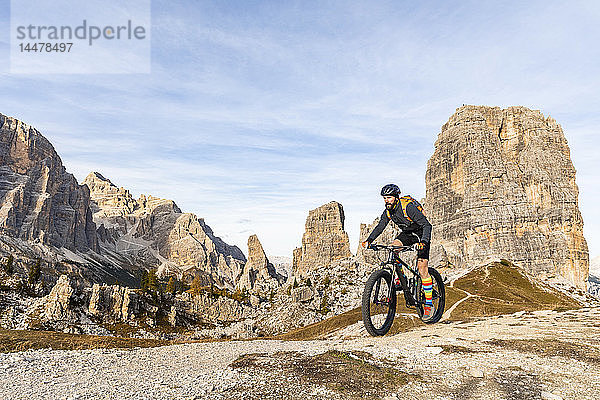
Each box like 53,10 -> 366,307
387,195 -> 425,222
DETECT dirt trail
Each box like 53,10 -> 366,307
1,307 -> 599,399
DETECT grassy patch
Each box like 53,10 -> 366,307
440,344 -> 487,354
387,300 -> 425,334
231,350 -> 412,399
0,328 -> 168,353
449,262 -> 580,319
447,297 -> 527,320
274,307 -> 363,340
275,285 -> 473,340
487,338 -> 600,365
274,297 -> 431,340
445,286 -> 468,308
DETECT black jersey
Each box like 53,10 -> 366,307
366,200 -> 432,244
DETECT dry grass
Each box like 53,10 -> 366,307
445,286 -> 468,308
274,280 -> 487,340
448,261 -> 580,320
230,350 -> 412,399
274,306 -> 363,340
487,338 -> 600,364
273,298 -> 431,340
440,344 -> 486,354
0,327 -> 228,353
0,328 -> 168,353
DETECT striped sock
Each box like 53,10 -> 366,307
422,276 -> 433,306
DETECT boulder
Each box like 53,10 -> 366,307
291,286 -> 314,303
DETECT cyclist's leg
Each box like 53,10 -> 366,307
417,258 -> 430,280
406,231 -> 429,280
393,232 -> 413,249
416,243 -> 434,315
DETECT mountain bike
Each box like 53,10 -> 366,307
362,244 -> 445,336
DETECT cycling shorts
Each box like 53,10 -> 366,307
394,231 -> 430,260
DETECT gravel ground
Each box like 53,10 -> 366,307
1,308 -> 599,400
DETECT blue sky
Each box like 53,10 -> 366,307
0,1 -> 599,260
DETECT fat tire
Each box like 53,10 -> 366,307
362,269 -> 397,336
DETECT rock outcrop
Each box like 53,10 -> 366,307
172,291 -> 252,326
426,106 -> 589,288
0,114 -> 98,252
38,274 -> 109,334
83,172 -> 246,289
43,275 -> 75,321
88,283 -> 139,322
236,235 -> 284,294
293,201 -> 352,277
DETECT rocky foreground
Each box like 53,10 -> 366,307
1,307 -> 599,400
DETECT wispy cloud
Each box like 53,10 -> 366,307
1,0 -> 599,257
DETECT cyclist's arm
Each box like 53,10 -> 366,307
407,202 -> 432,243
366,211 -> 389,243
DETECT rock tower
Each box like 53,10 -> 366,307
293,201 -> 352,277
426,106 -> 588,288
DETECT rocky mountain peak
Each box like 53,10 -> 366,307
83,171 -> 139,218
247,234 -> 269,266
0,113 -> 62,173
292,201 -> 352,277
0,113 -> 97,252
136,193 -> 181,214
426,105 -> 589,289
85,171 -> 109,183
83,171 -> 244,288
237,234 -> 284,293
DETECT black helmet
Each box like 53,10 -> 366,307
380,184 -> 400,197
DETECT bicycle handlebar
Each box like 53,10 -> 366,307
367,243 -> 417,252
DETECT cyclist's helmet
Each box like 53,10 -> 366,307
380,184 -> 400,197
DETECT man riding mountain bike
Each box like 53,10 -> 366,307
361,184 -> 435,321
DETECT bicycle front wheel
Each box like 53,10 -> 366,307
362,269 -> 397,336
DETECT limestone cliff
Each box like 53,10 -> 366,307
292,201 -> 352,277
83,172 -> 246,289
0,113 -> 98,251
0,113 -> 245,289
425,105 -> 588,289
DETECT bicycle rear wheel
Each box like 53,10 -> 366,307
416,267 -> 446,324
362,269 -> 397,336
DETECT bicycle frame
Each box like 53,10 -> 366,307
371,245 -> 423,308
